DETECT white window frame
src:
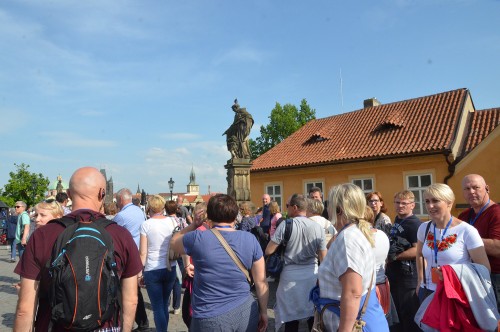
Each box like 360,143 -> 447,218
349,175 -> 375,194
404,171 -> 434,217
303,179 -> 325,197
264,182 -> 283,210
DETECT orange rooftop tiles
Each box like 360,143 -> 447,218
252,88 -> 479,171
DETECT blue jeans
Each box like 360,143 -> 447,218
17,243 -> 25,259
144,267 -> 177,332
8,239 -> 16,260
172,259 -> 183,310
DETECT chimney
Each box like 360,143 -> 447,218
363,98 -> 381,108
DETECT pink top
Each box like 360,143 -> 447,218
269,213 -> 282,237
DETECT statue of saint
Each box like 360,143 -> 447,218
223,99 -> 254,159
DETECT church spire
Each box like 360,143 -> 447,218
189,165 -> 196,185
136,183 -> 141,194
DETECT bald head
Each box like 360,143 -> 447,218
462,174 -> 490,211
68,167 -> 106,212
262,194 -> 270,206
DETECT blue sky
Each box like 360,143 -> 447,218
1,0 -> 499,196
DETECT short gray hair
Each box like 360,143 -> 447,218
116,188 -> 132,201
307,198 -> 324,215
15,201 -> 27,208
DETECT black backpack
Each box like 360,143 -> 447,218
47,216 -> 120,331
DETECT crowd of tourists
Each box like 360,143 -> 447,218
8,167 -> 500,331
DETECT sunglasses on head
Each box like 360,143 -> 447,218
45,199 -> 55,203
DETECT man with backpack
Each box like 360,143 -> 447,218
14,167 -> 142,331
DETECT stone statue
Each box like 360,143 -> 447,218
223,99 -> 254,160
56,175 -> 63,194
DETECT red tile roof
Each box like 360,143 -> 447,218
463,107 -> 500,154
252,88 -> 471,171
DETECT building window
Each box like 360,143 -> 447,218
407,174 -> 432,216
352,178 -> 373,193
305,181 -> 324,196
266,184 -> 282,210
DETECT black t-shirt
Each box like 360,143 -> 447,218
386,214 -> 421,285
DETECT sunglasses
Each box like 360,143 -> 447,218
45,199 -> 55,203
15,206 -> 22,208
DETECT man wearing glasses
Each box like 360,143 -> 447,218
386,190 -> 421,332
14,201 -> 30,260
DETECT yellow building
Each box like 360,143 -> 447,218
250,88 -> 500,220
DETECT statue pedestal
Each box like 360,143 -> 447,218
225,159 -> 252,205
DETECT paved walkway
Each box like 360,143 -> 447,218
0,246 -> 310,331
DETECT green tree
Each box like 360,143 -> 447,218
1,163 -> 50,208
250,98 -> 316,158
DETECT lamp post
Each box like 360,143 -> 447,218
168,177 -> 175,201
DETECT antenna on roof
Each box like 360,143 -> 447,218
340,68 -> 344,112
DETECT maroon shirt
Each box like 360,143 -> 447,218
458,204 -> 500,274
14,209 -> 142,331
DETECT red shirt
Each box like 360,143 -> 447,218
458,204 -> 500,274
14,210 -> 143,331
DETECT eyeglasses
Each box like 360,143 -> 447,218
45,199 -> 55,203
394,201 -> 414,206
15,206 -> 22,208
368,199 -> 380,204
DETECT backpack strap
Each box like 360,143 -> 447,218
282,218 -> 293,246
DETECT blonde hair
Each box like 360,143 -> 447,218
394,190 -> 415,201
35,200 -> 64,219
328,183 -> 375,247
424,183 -> 455,204
194,202 -> 207,222
148,195 -> 165,214
307,198 -> 324,216
269,201 -> 280,215
239,202 -> 253,216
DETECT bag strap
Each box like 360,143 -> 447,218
358,269 -> 375,321
282,218 -> 293,246
210,228 -> 252,284
422,221 -> 432,288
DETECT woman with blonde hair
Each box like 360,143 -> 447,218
312,183 -> 388,332
238,201 -> 256,232
33,199 -> 64,229
416,183 -> 490,298
269,201 -> 282,237
139,195 -> 178,331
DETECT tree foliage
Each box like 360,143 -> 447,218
250,98 -> 316,159
1,163 -> 50,208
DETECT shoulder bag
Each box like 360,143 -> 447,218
167,216 -> 182,271
312,270 -> 375,332
266,218 -> 293,278
211,228 -> 252,285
